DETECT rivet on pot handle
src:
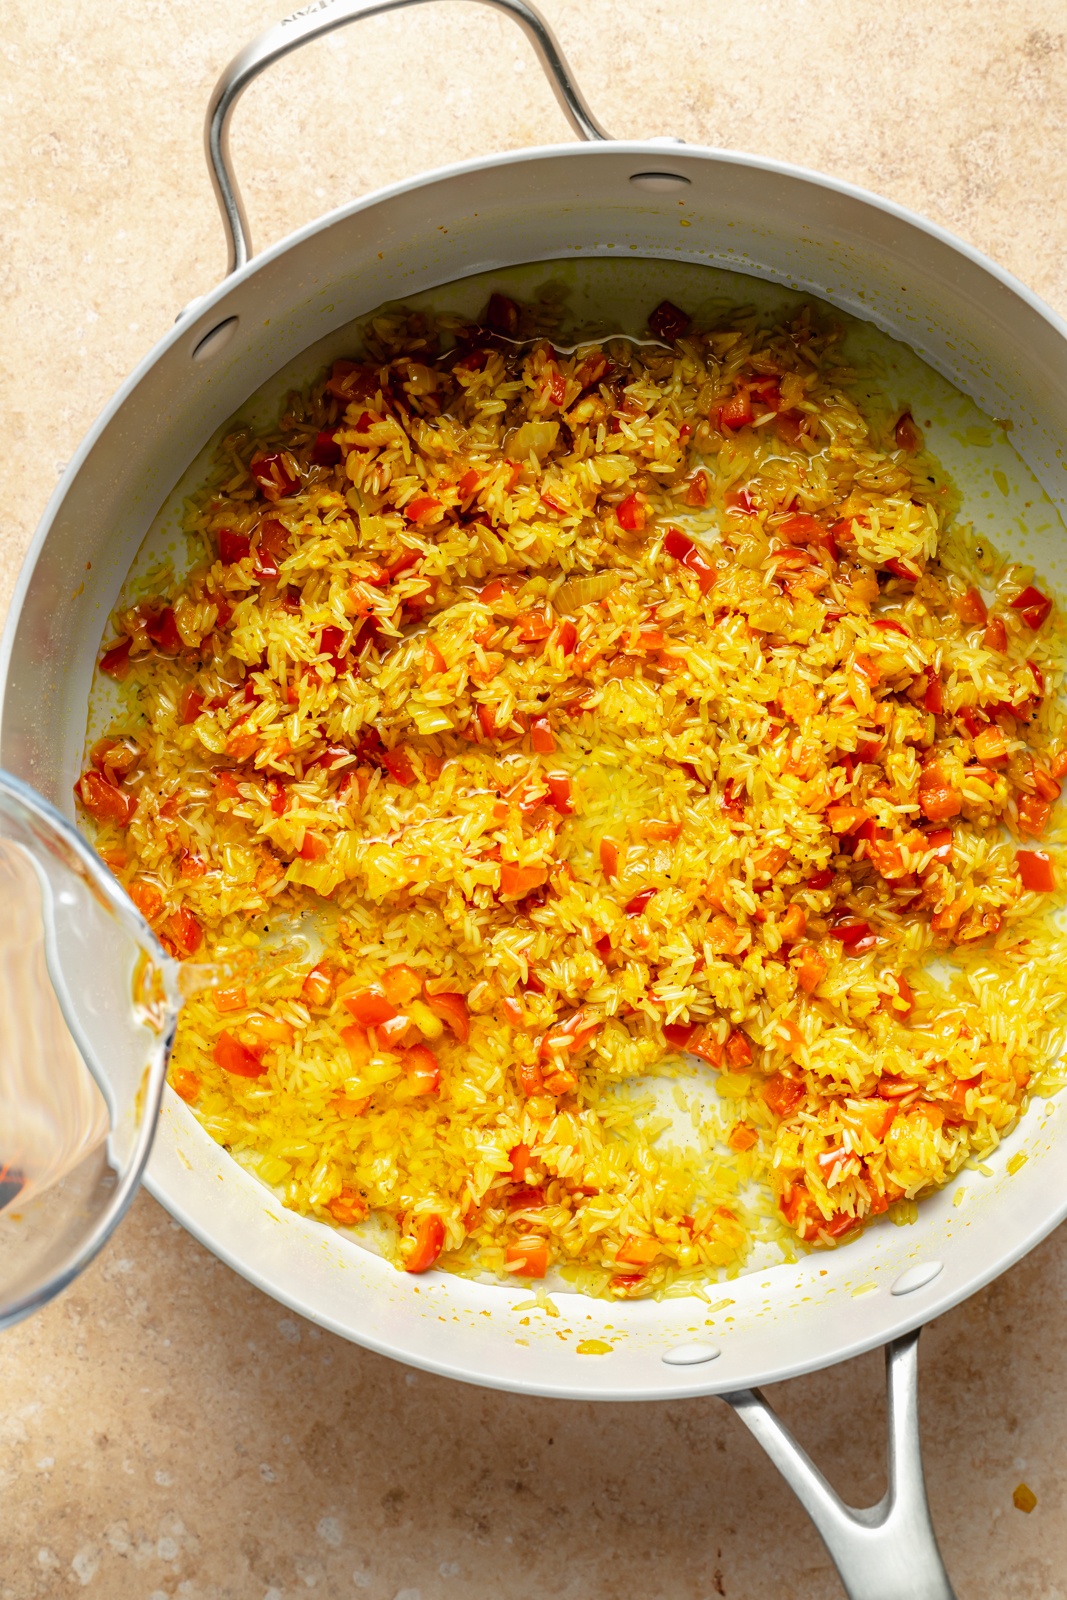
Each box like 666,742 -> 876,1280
206,0 -> 611,276
722,1331 -> 957,1600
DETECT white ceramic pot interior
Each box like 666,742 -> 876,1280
5,144 -> 1067,1398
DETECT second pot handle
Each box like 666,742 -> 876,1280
721,1330 -> 957,1600
206,0 -> 610,276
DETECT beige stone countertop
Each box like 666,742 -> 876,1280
4,2 -> 1067,1595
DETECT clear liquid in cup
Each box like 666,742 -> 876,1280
0,774 -> 179,1329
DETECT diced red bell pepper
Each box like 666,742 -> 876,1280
75,770 -> 136,827
254,546 -> 278,582
404,495 -> 441,523
721,778 -> 745,817
302,962 -> 334,1008
127,879 -> 163,922
749,376 -> 782,412
218,527 -> 251,565
1010,585 -> 1053,630
404,1214 -> 445,1273
380,965 -> 422,1006
426,991 -> 469,1042
144,606 -> 182,655
832,919 -> 873,947
926,829 -> 954,862
805,868 -> 833,890
214,770 -> 240,802
717,389 -> 752,430
506,1237 -> 549,1278
685,469 -> 709,508
255,517 -> 289,581
778,513 -> 824,547
500,862 -> 548,898
599,838 -> 619,879
883,557 -> 921,582
663,1022 -> 697,1049
213,1029 -> 266,1078
648,300 -> 691,342
887,974 -> 915,1015
726,1029 -> 753,1067
894,413 -> 921,451
919,763 -> 962,823
958,705 -> 988,739
725,487 -> 757,515
325,359 -> 377,404
1032,762 -> 1061,802
923,672 -> 944,714
616,493 -> 646,532
517,1060 -> 545,1097
974,726 -> 1008,766
401,1043 -> 440,1096
956,586 -> 988,626
531,716 -> 555,754
249,451 -> 299,500
664,525 -> 715,592
99,638 -> 133,679
625,887 -> 656,916
168,906 -> 203,956
318,625 -> 347,675
179,686 -> 205,724
381,747 -> 416,786
1017,849 -> 1056,892
983,615 -> 1008,651
544,366 -> 567,408
485,293 -> 519,336
508,1143 -> 531,1180
344,986 -> 398,1027
540,1008 -> 600,1058
546,773 -> 573,814
688,1027 -> 724,1067
312,430 -> 343,466
794,946 -> 827,993
1018,793 -> 1053,837
90,737 -> 140,778
421,638 -> 447,682
553,620 -> 578,655
827,804 -> 873,835
664,528 -> 695,563
513,608 -> 552,644
762,1073 -> 805,1117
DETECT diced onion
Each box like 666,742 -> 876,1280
554,573 -> 620,614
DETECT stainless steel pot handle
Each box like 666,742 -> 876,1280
206,0 -> 610,275
723,1331 -> 956,1600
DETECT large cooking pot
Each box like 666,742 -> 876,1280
5,3 -> 1067,1595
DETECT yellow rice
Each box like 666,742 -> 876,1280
77,290 -> 1067,1296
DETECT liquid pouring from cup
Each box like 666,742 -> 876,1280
0,769 -> 182,1331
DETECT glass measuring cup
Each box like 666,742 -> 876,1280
0,769 -> 181,1330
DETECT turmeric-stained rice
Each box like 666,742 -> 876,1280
78,290 -> 1067,1295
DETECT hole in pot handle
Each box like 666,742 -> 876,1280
205,0 -> 611,276
721,1330 -> 957,1600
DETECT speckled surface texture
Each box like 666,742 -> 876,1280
3,3 -> 1067,1595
